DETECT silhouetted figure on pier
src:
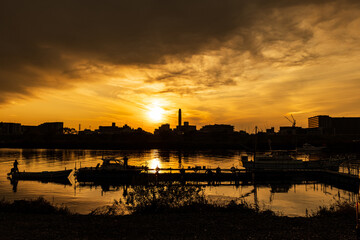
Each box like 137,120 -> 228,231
10,160 -> 19,174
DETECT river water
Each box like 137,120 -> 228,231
0,148 -> 358,216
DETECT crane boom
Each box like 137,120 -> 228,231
284,115 -> 296,127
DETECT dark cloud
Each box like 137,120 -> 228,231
0,0 -> 359,103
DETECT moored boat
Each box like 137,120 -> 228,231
7,169 -> 73,180
296,143 -> 326,153
75,156 -> 145,181
241,151 -> 340,171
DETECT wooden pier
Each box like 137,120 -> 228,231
75,167 -> 360,193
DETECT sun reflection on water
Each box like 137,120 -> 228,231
148,158 -> 161,169
1,149 -> 357,216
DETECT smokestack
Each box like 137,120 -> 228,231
178,109 -> 182,127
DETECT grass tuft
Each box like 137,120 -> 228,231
0,197 -> 71,215
311,201 -> 355,218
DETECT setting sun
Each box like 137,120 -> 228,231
148,106 -> 165,122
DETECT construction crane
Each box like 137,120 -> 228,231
284,114 -> 296,127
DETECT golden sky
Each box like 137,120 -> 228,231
1,0 -> 360,132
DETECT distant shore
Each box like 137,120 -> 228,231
1,132 -> 360,152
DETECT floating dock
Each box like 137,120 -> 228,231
75,167 -> 360,193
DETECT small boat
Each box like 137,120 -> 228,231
7,169 -> 72,180
241,151 -> 340,171
75,156 -> 145,181
297,143 -> 326,152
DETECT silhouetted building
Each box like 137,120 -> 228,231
98,122 -> 121,134
178,109 -> 182,127
22,125 -> 40,135
38,122 -> 64,135
154,124 -> 172,135
306,127 -> 323,135
332,117 -> 360,134
238,130 -> 248,135
176,121 -> 196,134
308,115 -> 332,128
98,123 -> 133,134
0,122 -> 22,135
174,109 -> 197,134
266,127 -> 275,134
78,129 -> 93,135
278,126 -> 305,135
308,115 -> 360,135
200,124 -> 234,134
22,122 -> 63,135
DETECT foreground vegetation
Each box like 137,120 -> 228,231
0,197 -> 70,215
0,186 -> 357,239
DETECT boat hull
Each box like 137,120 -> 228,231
241,160 -> 340,171
8,169 -> 72,180
75,167 -> 143,182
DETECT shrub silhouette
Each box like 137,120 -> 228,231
125,183 -> 207,214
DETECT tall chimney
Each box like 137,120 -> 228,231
178,109 -> 182,127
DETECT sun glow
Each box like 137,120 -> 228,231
148,105 -> 165,122
149,158 -> 161,170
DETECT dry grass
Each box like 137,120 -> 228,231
311,201 -> 355,218
0,197 -> 357,239
0,197 -> 71,215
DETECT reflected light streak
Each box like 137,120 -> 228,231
148,158 -> 161,170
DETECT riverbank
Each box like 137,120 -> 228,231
2,133 -> 360,152
0,198 -> 356,239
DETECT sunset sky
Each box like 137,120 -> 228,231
1,0 -> 360,132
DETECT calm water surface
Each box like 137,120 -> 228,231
0,148 -> 358,216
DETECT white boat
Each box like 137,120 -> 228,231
241,151 -> 340,171
75,156 -> 145,181
297,143 -> 326,152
